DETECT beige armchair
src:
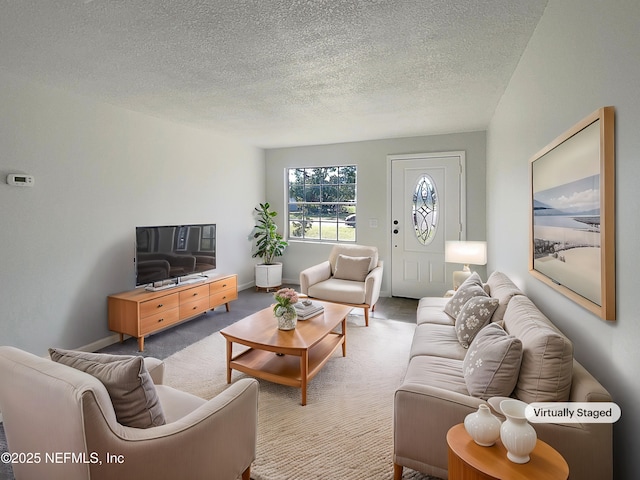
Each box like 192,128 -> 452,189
299,244 -> 383,326
0,346 -> 258,480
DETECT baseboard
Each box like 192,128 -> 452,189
77,333 -> 123,353
244,278 -> 302,290
238,280 -> 255,291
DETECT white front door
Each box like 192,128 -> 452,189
390,152 -> 465,298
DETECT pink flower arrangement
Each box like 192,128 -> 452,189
274,288 -> 299,308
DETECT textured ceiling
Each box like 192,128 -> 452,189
0,1 -> 548,148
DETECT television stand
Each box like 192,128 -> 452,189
108,273 -> 237,351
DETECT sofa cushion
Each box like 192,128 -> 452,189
308,278 -> 366,304
333,254 -> 371,282
154,385 -> 206,423
485,271 -> 524,323
444,272 -> 488,319
410,324 -> 468,361
417,297 -> 454,326
463,323 -> 523,400
455,296 -> 500,348
48,348 -> 166,428
403,355 -> 468,395
503,296 -> 573,403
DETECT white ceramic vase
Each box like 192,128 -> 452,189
464,404 -> 501,446
499,399 -> 537,464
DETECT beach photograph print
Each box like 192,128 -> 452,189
532,120 -> 602,305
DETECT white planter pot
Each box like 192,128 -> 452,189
255,263 -> 283,291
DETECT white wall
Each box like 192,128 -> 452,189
265,132 -> 487,294
487,1 -> 640,477
0,72 -> 264,356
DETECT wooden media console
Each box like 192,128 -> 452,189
108,274 -> 237,351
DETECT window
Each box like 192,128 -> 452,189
412,174 -> 439,245
199,225 -> 216,251
287,166 -> 357,242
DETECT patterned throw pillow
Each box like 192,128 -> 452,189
463,323 -> 523,400
444,272 -> 488,319
455,296 -> 500,348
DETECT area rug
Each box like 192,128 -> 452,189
163,314 -> 440,480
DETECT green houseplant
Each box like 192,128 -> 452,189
252,202 -> 288,264
252,202 -> 288,290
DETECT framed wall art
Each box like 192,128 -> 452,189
529,106 -> 615,321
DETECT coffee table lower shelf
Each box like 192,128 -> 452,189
228,332 -> 344,405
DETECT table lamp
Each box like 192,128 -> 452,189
445,241 -> 487,290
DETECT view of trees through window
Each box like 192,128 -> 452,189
287,166 -> 357,242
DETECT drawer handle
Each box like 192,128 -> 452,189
192,306 -> 198,310
222,296 -> 226,300
157,304 -> 163,308
158,318 -> 164,323
193,293 -> 198,296
222,284 -> 227,287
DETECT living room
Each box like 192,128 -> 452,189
1,1 -> 639,479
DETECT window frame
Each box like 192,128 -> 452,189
286,165 -> 357,243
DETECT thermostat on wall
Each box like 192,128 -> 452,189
7,174 -> 35,187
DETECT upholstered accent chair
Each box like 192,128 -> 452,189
299,244 -> 383,326
0,346 -> 258,480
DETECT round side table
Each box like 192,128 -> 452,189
446,423 -> 569,480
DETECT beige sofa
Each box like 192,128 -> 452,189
0,346 -> 258,480
393,271 -> 613,480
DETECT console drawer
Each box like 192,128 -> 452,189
179,296 -> 210,320
139,293 -> 179,318
210,289 -> 238,308
179,284 -> 209,303
140,307 -> 180,335
210,276 -> 237,294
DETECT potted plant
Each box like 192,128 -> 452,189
252,202 -> 288,291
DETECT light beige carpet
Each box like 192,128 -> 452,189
163,314 -> 440,480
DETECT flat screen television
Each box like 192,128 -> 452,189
135,224 -> 216,286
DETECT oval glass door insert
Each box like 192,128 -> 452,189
412,175 -> 439,245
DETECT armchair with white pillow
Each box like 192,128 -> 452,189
299,244 -> 383,326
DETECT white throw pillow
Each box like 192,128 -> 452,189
333,254 -> 372,282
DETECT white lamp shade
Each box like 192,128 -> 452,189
445,241 -> 487,266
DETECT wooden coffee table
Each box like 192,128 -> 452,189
220,301 -> 352,405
